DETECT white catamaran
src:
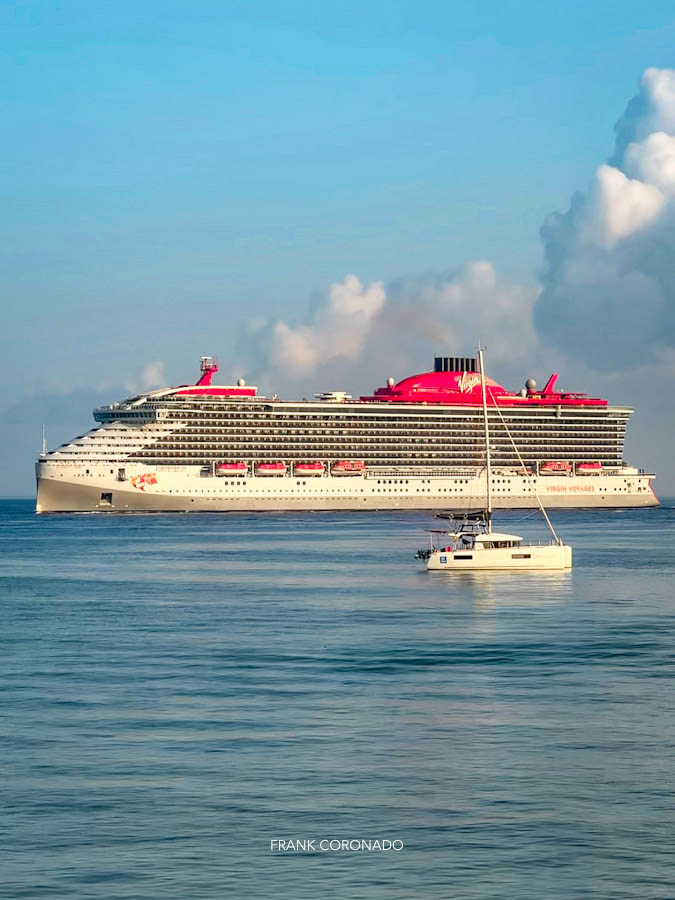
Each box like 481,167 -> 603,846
417,348 -> 573,571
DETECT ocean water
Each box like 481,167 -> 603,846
2,498 -> 675,899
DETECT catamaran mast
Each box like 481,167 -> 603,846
477,346 -> 492,523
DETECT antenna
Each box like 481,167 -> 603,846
41,424 -> 47,457
197,356 -> 219,386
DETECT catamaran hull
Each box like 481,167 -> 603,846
35,463 -> 658,512
427,544 -> 573,571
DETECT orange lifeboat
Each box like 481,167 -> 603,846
216,462 -> 248,476
576,461 -> 603,475
294,462 -> 325,476
539,461 -> 572,475
256,462 -> 287,476
331,460 -> 366,475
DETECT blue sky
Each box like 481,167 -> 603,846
2,1 -> 675,494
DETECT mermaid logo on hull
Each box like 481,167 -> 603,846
131,473 -> 157,491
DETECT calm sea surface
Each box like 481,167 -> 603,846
2,498 -> 675,899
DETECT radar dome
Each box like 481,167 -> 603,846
237,378 -> 246,387
387,377 -> 395,387
525,378 -> 537,391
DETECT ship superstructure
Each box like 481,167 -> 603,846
35,356 -> 658,512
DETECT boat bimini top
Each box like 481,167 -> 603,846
473,532 -> 523,545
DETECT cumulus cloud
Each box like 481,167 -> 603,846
139,360 -> 166,389
582,165 -> 665,247
123,360 -> 166,393
536,67 -> 675,371
241,263 -> 538,394
270,274 -> 385,376
245,68 -> 675,388
386,261 -> 539,364
610,68 -> 675,163
624,131 -> 675,195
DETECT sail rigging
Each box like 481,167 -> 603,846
477,346 -> 492,524
477,345 -> 561,545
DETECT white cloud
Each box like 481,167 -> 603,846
244,263 -> 538,396
390,261 -> 539,364
624,131 -> 675,196
581,164 -> 665,248
140,360 -> 166,389
536,67 -> 675,371
246,68 -> 675,387
272,321 -> 321,375
640,68 -> 675,136
270,274 -> 385,376
611,67 -> 675,162
122,360 -> 166,393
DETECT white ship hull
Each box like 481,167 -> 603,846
35,462 -> 658,512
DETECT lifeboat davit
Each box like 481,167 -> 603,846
331,460 -> 366,475
539,461 -> 572,475
216,462 -> 248,476
256,462 -> 287,476
294,462 -> 325,476
577,461 -> 603,475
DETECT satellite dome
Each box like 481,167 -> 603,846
387,377 -> 395,387
525,378 -> 537,391
237,378 -> 246,387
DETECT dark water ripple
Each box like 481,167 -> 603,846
2,499 -> 675,899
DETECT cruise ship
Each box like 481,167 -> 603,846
35,356 -> 658,512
